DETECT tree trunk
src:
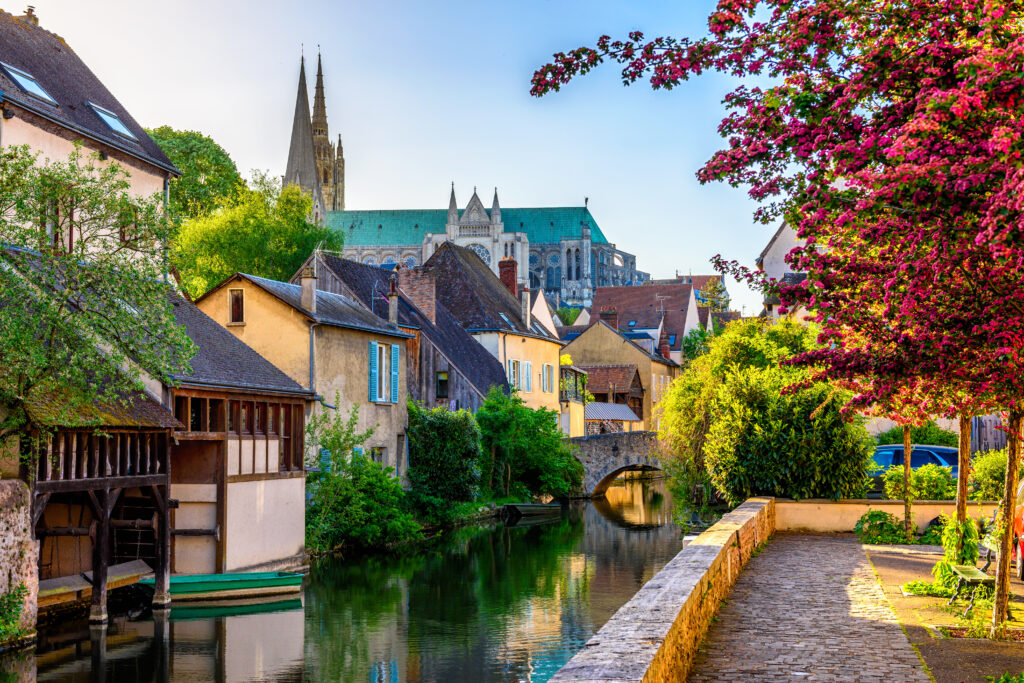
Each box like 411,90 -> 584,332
992,410 -> 1020,629
955,413 -> 971,554
903,425 -> 913,538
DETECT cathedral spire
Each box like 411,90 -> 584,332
312,51 -> 328,136
491,187 -> 501,224
447,183 -> 458,225
284,55 -> 324,220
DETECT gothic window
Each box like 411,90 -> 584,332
504,243 -> 509,258
363,256 -> 377,265
546,267 -> 556,290
566,249 -> 573,280
575,248 -> 581,279
467,243 -> 491,265
383,255 -> 397,265
529,252 -> 540,268
547,253 -> 559,267
404,256 -> 417,268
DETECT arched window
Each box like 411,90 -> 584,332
566,248 -> 572,280
575,248 -> 581,280
546,267 -> 556,290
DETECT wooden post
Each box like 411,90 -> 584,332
152,608 -> 170,683
903,425 -> 913,537
89,623 -> 108,683
955,414 -> 972,553
992,409 -> 1021,628
151,484 -> 171,610
89,489 -> 110,624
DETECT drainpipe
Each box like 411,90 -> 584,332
163,175 -> 170,283
308,323 -> 319,393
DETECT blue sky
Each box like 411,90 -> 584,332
25,0 -> 770,314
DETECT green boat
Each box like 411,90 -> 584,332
139,571 -> 304,602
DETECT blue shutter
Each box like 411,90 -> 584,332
390,344 -> 400,403
319,448 -> 331,473
368,341 -> 378,402
353,446 -> 363,459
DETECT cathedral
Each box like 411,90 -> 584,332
282,56 -> 647,307
283,53 -> 344,222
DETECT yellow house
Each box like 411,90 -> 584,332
195,270 -> 413,476
423,243 -> 563,412
558,365 -> 587,437
561,321 -> 679,431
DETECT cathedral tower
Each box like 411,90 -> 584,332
311,53 -> 345,211
284,55 -> 324,221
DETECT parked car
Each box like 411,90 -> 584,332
869,444 -> 959,495
1013,480 -> 1024,579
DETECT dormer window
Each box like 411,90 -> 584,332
1,62 -> 57,105
88,102 -> 137,141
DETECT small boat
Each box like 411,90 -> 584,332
139,571 -> 304,602
500,502 -> 564,523
168,596 -> 303,621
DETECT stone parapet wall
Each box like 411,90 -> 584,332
550,497 -> 774,683
0,480 -> 38,635
776,498 -> 998,534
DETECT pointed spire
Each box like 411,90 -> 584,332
491,187 -> 501,224
284,54 -> 324,220
312,51 -> 328,135
447,183 -> 458,224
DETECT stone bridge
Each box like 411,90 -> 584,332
571,431 -> 661,498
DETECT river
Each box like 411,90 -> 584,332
22,475 -> 683,682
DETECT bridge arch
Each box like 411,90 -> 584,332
571,431 -> 661,498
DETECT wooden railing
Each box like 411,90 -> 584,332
34,429 -> 170,493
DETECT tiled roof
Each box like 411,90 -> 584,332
26,386 -> 181,430
576,365 -> 641,394
710,310 -> 742,328
697,306 -> 710,329
170,295 -> 312,395
557,324 -> 590,341
237,273 -> 411,339
592,284 -> 694,351
316,254 -> 508,397
424,243 -> 557,341
0,11 -> 177,175
326,206 -> 610,246
585,402 -> 641,422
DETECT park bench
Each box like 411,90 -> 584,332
948,512 -> 1000,616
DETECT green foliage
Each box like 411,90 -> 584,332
854,510 -> 909,544
305,401 -> 421,553
407,401 -> 482,524
696,278 -> 730,312
988,675 -> 1024,683
555,306 -> 581,325
0,145 -> 195,451
476,387 -> 583,499
932,515 -> 981,588
970,449 -> 1020,502
902,579 -> 954,598
679,328 -> 713,363
882,463 -> 955,501
0,584 -> 27,642
917,523 -> 944,545
876,421 -> 958,448
173,171 -> 342,297
146,126 -> 242,224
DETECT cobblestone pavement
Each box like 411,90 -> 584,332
688,533 -> 931,682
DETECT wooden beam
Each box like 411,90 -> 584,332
150,484 -> 170,609
37,474 -> 166,495
89,488 -> 111,624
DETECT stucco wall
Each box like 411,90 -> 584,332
483,331 -> 562,412
0,480 -> 38,635
170,484 -> 217,574
561,401 -> 585,437
225,478 -> 304,571
776,498 -> 998,534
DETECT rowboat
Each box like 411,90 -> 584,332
500,502 -> 564,523
139,571 -> 304,602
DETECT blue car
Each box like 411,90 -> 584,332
870,444 -> 960,494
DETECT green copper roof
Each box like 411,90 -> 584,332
326,207 -> 609,247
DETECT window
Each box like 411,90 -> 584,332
369,341 -> 399,403
88,102 -> 137,140
229,289 -> 244,323
436,371 -> 449,399
370,447 -> 386,465
541,363 -> 554,393
507,359 -> 521,389
377,343 -> 389,401
1,62 -> 57,105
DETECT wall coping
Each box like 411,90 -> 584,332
776,498 -> 999,505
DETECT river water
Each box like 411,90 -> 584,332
24,475 -> 683,682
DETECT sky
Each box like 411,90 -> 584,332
21,0 -> 772,315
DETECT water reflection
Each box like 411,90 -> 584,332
22,475 -> 682,683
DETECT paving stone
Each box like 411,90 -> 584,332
687,534 -> 930,683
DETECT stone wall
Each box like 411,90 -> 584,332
0,480 -> 38,635
572,431 -> 658,496
550,497 -> 775,682
776,498 -> 999,534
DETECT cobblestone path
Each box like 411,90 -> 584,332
688,533 -> 930,682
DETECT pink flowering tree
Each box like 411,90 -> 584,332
533,0 -> 1024,628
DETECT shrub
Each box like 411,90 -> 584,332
882,463 -> 955,501
969,448 -> 1020,501
932,515 -> 981,588
876,421 -> 958,448
407,401 -> 482,524
854,510 -> 909,544
0,584 -> 27,643
902,579 -> 954,597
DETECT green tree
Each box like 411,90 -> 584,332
173,172 -> 342,297
0,145 -> 194,451
555,306 -> 581,326
407,401 -> 482,523
659,318 -> 871,508
679,328 -> 712,364
476,387 -> 583,499
147,126 -> 243,224
696,279 -> 730,313
876,421 -> 958,448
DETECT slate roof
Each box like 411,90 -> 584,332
576,321 -> 679,367
26,385 -> 182,430
591,284 -> 694,351
557,324 -> 590,341
230,273 -> 411,339
710,310 -> 742,328
327,206 -> 609,246
585,402 -> 641,422
697,306 -> 710,330
764,273 -> 808,305
0,10 -> 177,175
315,254 -> 508,397
424,243 -> 558,341
756,223 -> 790,266
170,295 -> 313,395
576,365 -> 642,395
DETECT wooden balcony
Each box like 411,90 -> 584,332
33,428 -> 170,494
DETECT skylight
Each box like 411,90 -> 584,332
498,312 -> 513,328
1,62 -> 57,105
88,102 -> 137,140
628,320 -> 636,327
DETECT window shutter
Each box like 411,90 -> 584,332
507,360 -> 515,387
319,448 -> 331,473
391,344 -> 400,403
369,341 -> 378,402
524,361 -> 532,392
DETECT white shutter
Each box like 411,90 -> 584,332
524,361 -> 533,392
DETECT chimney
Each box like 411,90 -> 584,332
398,267 -> 436,325
19,6 -> 39,25
599,306 -> 618,330
388,276 -> 399,325
521,288 -> 532,329
300,266 -> 317,313
499,257 -> 518,298
659,330 -> 671,360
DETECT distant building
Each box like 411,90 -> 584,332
756,224 -> 808,320
589,283 -> 702,364
578,364 -> 645,424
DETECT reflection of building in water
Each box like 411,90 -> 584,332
597,475 -> 674,527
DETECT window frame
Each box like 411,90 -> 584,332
377,343 -> 389,402
87,101 -> 138,141
229,289 -> 245,324
436,371 -> 449,399
0,61 -> 57,105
